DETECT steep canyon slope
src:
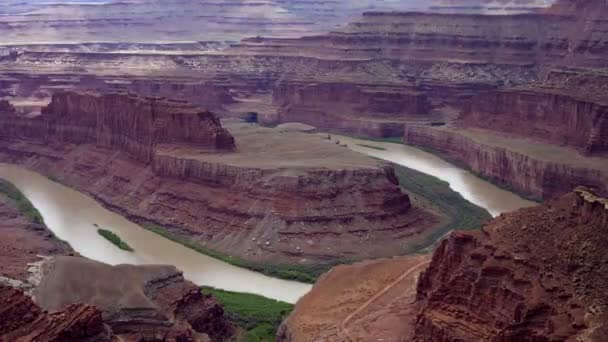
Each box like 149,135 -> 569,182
280,188 -> 608,341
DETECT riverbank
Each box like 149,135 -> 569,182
203,286 -> 293,341
393,165 -> 491,253
0,178 -> 73,283
0,164 -> 312,303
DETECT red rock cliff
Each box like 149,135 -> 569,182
462,89 -> 608,155
0,285 -> 114,342
414,189 -> 608,341
10,91 -> 236,163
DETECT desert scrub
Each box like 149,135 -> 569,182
202,286 -> 293,342
0,179 -> 45,225
97,228 -> 134,252
142,223 -> 337,283
393,164 -> 491,252
356,143 -> 387,151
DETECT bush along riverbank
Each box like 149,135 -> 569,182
0,179 -> 45,225
202,286 -> 293,342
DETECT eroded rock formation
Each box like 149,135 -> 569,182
461,89 -> 608,155
279,189 -> 608,341
34,256 -> 232,342
403,125 -> 608,199
0,285 -> 114,342
0,93 -> 437,266
414,188 -> 608,341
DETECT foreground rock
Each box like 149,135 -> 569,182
0,93 -> 438,266
280,189 -> 608,341
0,285 -> 114,342
33,256 -> 232,342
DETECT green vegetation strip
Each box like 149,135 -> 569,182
405,143 -> 543,202
143,224 -> 338,283
356,143 -> 387,151
394,165 -> 491,253
202,286 -> 293,342
97,228 -> 134,252
0,179 -> 45,225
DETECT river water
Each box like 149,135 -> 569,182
0,139 -> 535,303
0,164 -> 311,304
338,136 -> 537,217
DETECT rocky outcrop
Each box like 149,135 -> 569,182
462,89 -> 608,155
34,256 -> 232,342
0,285 -> 114,342
279,189 -> 608,341
0,94 -> 437,265
32,91 -> 235,162
414,189 -> 608,341
403,125 -> 608,199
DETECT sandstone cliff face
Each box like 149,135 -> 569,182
414,189 -> 608,341
270,82 -> 432,137
0,285 -> 114,342
403,125 -> 608,199
462,89 -> 608,155
37,91 -> 236,162
279,190 -> 608,342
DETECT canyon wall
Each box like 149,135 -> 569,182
279,189 -> 608,341
462,89 -> 608,155
268,82 -> 432,137
414,188 -> 608,341
0,93 -> 437,266
403,125 -> 608,199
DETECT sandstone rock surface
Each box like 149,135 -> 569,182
281,189 -> 608,341
0,285 -> 114,342
403,124 -> 608,199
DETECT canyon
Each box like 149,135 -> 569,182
280,188 -> 608,341
0,91 -> 440,269
0,1 -> 606,200
0,0 -> 607,341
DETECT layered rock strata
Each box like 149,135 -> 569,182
414,188 -> 608,341
279,189 -> 608,341
403,125 -> 608,199
269,82 -> 433,137
462,89 -> 608,155
0,285 -> 114,342
34,256 -> 232,342
0,94 -> 436,265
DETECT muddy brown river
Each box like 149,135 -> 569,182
0,139 -> 535,303
0,164 -> 311,303
339,136 -> 537,217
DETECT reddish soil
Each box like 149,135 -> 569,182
278,254 -> 431,341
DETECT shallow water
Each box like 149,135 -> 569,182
0,164 -> 311,304
338,137 -> 537,217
